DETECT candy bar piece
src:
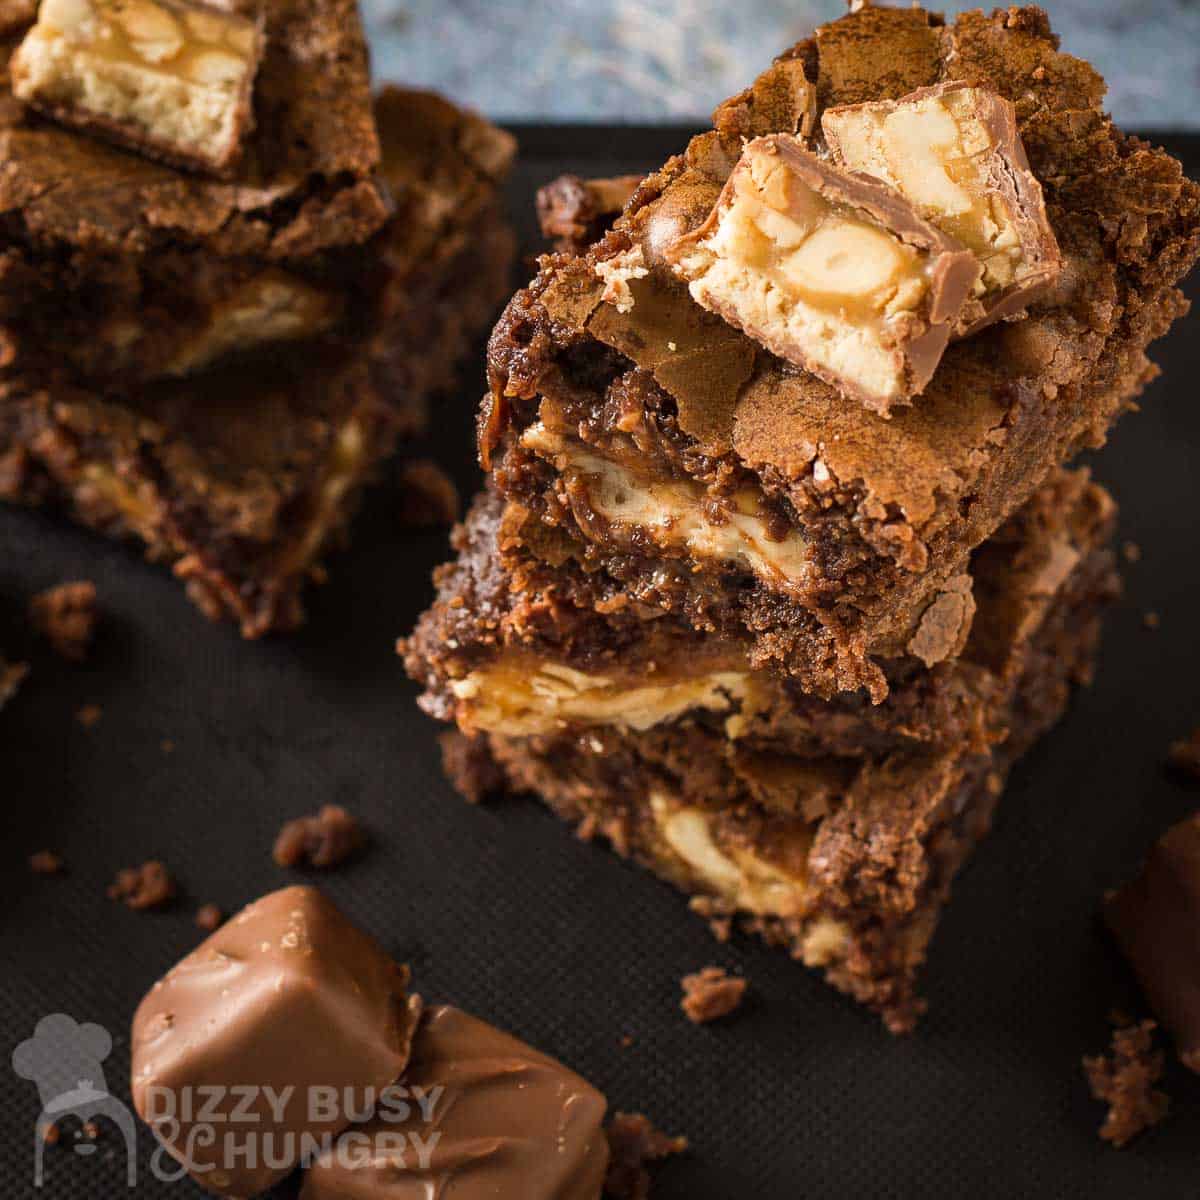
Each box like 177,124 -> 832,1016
302,1005 -> 610,1200
131,886 -> 422,1197
12,0 -> 263,176
823,81 -> 1062,336
667,134 -> 980,415
1104,812 -> 1200,1073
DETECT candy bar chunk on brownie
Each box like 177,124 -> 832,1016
302,1005 -> 610,1200
12,0 -> 263,175
1104,811 -> 1200,1073
823,81 -> 1061,336
131,886 -> 422,1197
668,135 -> 979,415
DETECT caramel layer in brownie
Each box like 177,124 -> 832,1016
405,468 -> 1117,761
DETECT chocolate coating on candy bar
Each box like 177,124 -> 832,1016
667,134 -> 980,415
131,886 -> 421,1197
301,1005 -> 609,1200
823,81 -> 1062,336
1104,812 -> 1200,1073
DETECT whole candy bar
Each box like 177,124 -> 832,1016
823,81 -> 1062,336
130,886 -> 421,1196
301,1005 -> 610,1200
1104,811 -> 1200,1074
667,134 -> 980,416
12,0 -> 264,176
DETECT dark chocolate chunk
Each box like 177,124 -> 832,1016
107,861 -> 175,910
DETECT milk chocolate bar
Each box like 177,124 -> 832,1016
131,886 -> 422,1197
1104,812 -> 1200,1073
12,0 -> 264,176
823,81 -> 1062,335
667,134 -> 980,415
302,1006 -> 610,1200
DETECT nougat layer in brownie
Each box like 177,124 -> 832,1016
473,523 -> 1116,1031
0,77 -> 516,384
405,469 -> 1117,763
482,5 -> 1198,700
0,93 -> 515,637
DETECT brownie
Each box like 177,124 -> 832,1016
406,469 -> 1117,765
0,41 -> 515,386
480,5 -> 1199,701
1083,1021 -> 1170,1148
0,88 -> 515,636
406,467 -> 1118,1030
0,0 -> 386,378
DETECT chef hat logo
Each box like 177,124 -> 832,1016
12,1014 -> 139,1187
12,1014 -> 113,1111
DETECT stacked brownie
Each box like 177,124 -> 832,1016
0,0 -> 515,635
406,4 -> 1200,1030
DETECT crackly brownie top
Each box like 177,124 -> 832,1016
0,0 -> 383,260
485,4 -> 1200,531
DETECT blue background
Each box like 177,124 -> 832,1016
363,0 -> 1200,129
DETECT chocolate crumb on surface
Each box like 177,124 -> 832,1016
273,805 -> 367,869
1144,611 -> 1161,631
41,1122 -> 59,1146
195,903 -> 224,932
680,966 -> 748,1024
75,703 -> 102,729
107,861 -> 176,910
1083,1021 -> 1170,1148
438,730 -> 506,803
604,1112 -> 687,1200
1122,541 -> 1142,564
396,460 -> 461,527
29,850 -> 65,875
29,581 -> 97,661
1168,729 -> 1200,780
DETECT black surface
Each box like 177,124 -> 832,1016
3,129 -> 1200,1199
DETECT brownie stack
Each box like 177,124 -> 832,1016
406,4 -> 1200,1030
0,0 -> 515,635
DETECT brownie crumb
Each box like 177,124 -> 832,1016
1083,1021 -> 1170,1148
29,850 -> 65,875
397,460 -> 460,527
1168,728 -> 1200,780
1144,611 -> 1161,631
161,739 -> 176,754
1122,541 -> 1142,564
29,581 -> 97,662
689,896 -> 734,943
82,1121 -> 99,1141
604,1112 -> 687,1200
273,805 -> 367,869
41,1122 -> 59,1146
537,173 -> 641,256
195,903 -> 224,932
680,966 -> 748,1024
438,730 -> 506,804
75,703 -> 102,728
106,861 -> 176,910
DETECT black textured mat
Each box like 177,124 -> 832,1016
2,129 -> 1199,1200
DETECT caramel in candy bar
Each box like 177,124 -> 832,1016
12,0 -> 264,176
667,134 -> 980,415
823,81 -> 1062,336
